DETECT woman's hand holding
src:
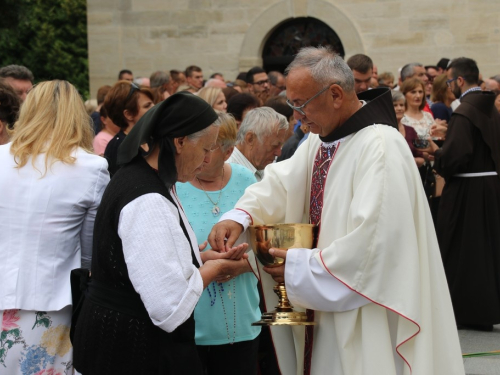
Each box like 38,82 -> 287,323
202,243 -> 249,262
199,243 -> 251,287
214,257 -> 252,283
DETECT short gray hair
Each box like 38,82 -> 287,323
187,118 -> 222,142
391,90 -> 405,103
236,107 -> 288,145
150,71 -> 170,88
285,46 -> 354,92
400,63 -> 423,82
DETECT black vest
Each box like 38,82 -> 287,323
73,156 -> 202,374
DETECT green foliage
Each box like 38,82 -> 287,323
0,0 -> 89,98
32,311 -> 52,329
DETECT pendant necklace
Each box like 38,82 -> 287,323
196,166 -> 225,217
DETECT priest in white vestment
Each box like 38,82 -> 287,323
209,47 -> 465,375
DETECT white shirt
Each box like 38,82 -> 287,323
0,144 -> 109,311
118,192 -> 203,333
227,147 -> 264,181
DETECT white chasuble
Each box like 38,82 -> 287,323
232,125 -> 465,375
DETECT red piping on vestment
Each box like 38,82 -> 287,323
318,251 -> 421,374
246,258 -> 258,279
235,209 -> 258,279
235,208 -> 253,225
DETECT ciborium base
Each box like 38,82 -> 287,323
252,310 -> 316,326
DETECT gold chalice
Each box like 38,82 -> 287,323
249,223 -> 318,326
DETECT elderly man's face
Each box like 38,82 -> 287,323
412,66 -> 428,84
246,129 -> 287,170
286,68 -> 337,137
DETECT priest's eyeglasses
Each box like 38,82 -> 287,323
286,83 -> 337,116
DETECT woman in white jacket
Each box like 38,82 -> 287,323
0,80 -> 110,374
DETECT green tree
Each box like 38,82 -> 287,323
0,0 -> 89,98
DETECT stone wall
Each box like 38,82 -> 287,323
87,0 -> 500,97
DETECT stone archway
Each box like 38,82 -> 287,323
262,17 -> 345,73
238,0 -> 364,72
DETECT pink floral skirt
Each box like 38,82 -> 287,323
0,306 -> 73,375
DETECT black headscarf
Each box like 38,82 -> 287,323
117,91 -> 218,186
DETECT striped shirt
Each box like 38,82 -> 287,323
227,147 -> 264,181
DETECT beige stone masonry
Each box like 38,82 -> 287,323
87,0 -> 500,98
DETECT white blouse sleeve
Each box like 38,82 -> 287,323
285,248 -> 370,312
118,193 -> 203,333
80,161 -> 109,269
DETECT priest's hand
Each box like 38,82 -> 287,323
208,220 -> 244,252
263,248 -> 287,283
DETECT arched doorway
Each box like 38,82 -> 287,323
262,17 -> 345,73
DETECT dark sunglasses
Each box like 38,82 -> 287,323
126,82 -> 140,101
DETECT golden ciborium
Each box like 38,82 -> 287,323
249,223 -> 318,326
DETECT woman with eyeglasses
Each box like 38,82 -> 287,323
176,112 -> 261,375
103,81 -> 154,177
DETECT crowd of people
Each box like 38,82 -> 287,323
0,48 -> 499,375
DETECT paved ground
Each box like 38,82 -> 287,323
460,324 -> 500,375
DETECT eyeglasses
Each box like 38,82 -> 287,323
253,79 -> 270,86
125,82 -> 140,101
286,83 -> 337,116
446,77 -> 458,88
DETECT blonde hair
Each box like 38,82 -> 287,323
215,111 -> 237,152
197,87 -> 223,108
10,80 -> 94,175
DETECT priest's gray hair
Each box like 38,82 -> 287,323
285,46 -> 354,93
236,107 -> 288,145
187,116 -> 222,142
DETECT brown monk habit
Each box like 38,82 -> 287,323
434,90 -> 500,328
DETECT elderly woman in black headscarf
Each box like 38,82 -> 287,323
72,92 -> 249,374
